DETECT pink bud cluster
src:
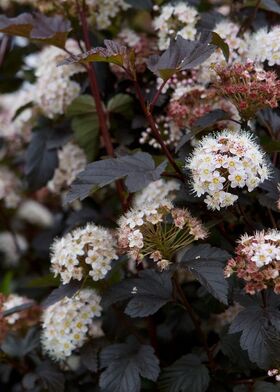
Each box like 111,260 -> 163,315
117,200 -> 208,269
225,230 -> 280,295
213,62 -> 280,120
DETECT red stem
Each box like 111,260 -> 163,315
150,79 -> 168,113
133,81 -> 185,182
76,0 -> 127,209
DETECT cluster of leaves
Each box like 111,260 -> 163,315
0,0 -> 280,392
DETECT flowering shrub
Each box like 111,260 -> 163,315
0,1 -> 280,391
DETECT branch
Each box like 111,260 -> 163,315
133,81 -> 185,182
76,0 -> 127,210
149,79 -> 168,113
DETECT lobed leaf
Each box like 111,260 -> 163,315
147,35 -> 216,80
158,354 -> 210,392
0,13 -> 71,48
65,151 -> 167,204
58,39 -> 134,70
99,337 -> 160,392
67,95 -> 100,160
229,305 -> 280,368
102,270 -> 173,318
42,281 -> 81,308
180,244 -> 230,304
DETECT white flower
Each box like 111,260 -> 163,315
186,130 -> 269,210
0,231 -> 28,266
247,26 -> 280,66
17,200 -> 53,227
3,294 -> 32,325
34,40 -> 85,119
50,223 -> 118,284
0,167 -> 21,208
41,289 -> 102,361
133,179 -> 180,208
47,142 -> 87,195
153,2 -> 199,50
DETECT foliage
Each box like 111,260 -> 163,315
0,0 -> 280,391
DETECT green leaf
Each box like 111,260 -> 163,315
211,32 -> 230,62
67,95 -> 96,117
124,0 -> 153,9
147,35 -> 216,81
65,151 -> 167,204
107,94 -> 133,119
100,337 -> 160,392
0,13 -> 71,48
261,140 -> 280,153
67,95 -> 100,161
158,354 -> 210,392
102,270 -> 173,318
27,274 -> 60,288
0,271 -> 13,295
180,244 -> 230,304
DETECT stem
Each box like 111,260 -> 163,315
133,80 -> 185,182
172,273 -> 215,369
0,35 -> 10,68
76,0 -> 127,210
150,79 -> 168,113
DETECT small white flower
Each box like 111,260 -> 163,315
186,130 -> 269,210
50,223 -> 118,284
41,289 -> 102,361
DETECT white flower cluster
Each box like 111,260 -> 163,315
3,294 -> 31,325
34,40 -> 84,119
0,87 -> 35,153
47,142 -> 87,195
17,200 -> 53,227
133,179 -> 180,208
247,25 -> 280,66
240,230 -> 280,268
50,223 -> 118,284
87,0 -> 130,30
268,368 -> 280,382
0,231 -> 28,266
140,114 -> 182,149
153,2 -> 199,50
0,166 -> 21,208
196,21 -> 249,85
186,130 -> 269,210
118,28 -> 141,48
41,289 -> 102,361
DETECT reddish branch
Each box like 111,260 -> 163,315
133,81 -> 185,182
76,0 -> 127,209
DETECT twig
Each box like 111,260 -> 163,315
76,0 -> 127,210
133,81 -> 185,182
0,35 -> 10,68
149,79 -> 168,113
